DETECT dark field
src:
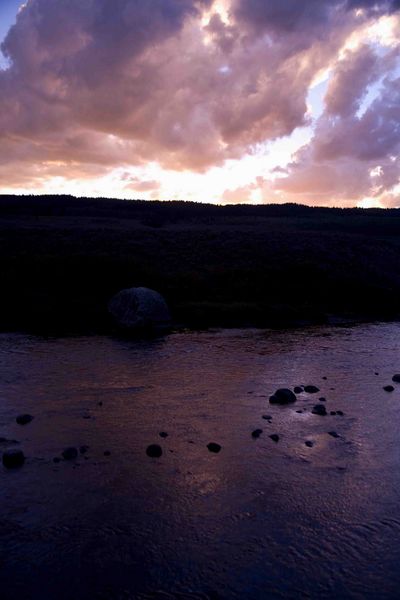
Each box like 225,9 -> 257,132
1,195 -> 400,334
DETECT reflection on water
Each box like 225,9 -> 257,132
1,324 -> 400,598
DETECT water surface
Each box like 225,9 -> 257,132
1,324 -> 400,599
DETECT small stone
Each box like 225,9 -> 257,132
269,388 -> 297,405
262,415 -> 272,420
392,374 -> 400,383
146,444 -> 162,458
336,410 -> 344,416
98,401 -> 103,406
159,432 -> 168,438
319,397 -> 326,402
294,386 -> 303,394
304,385 -> 320,394
16,414 -> 34,425
375,372 -> 379,376
384,385 -> 395,392
312,404 -> 327,416
207,443 -> 221,454
2,449 -> 25,468
330,411 -> 337,416
328,431 -> 340,438
322,376 -> 327,380
305,440 -> 314,448
104,450 -> 111,457
269,434 -> 280,443
79,445 -> 89,455
252,429 -> 263,439
62,447 -> 78,461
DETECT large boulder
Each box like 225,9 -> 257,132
108,287 -> 171,333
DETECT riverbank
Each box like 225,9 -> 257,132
1,195 -> 400,334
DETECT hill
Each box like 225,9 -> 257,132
1,195 -> 399,333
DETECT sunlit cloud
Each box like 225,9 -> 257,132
0,0 -> 398,207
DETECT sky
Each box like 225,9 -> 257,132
0,0 -> 399,207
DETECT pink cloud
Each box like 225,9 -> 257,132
0,0 -> 397,204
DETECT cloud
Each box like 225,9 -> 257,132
0,0 -> 398,204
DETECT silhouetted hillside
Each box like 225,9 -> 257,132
1,194 -> 400,333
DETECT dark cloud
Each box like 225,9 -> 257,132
233,0 -> 399,34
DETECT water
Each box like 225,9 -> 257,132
1,323 -> 400,599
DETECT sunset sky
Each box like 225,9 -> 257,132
0,0 -> 399,206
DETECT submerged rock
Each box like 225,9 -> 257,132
269,388 -> 297,405
207,442 -> 222,454
16,414 -> 34,425
312,404 -> 327,416
146,444 -> 162,458
304,385 -> 320,394
294,386 -> 303,394
2,449 -> 25,468
392,374 -> 400,383
269,434 -> 280,443
384,385 -> 395,392
252,429 -> 263,439
62,447 -> 78,460
108,287 -> 171,333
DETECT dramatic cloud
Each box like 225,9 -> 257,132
0,0 -> 398,205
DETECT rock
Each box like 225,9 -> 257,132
322,376 -> 327,380
146,444 -> 162,458
108,287 -> 171,333
328,431 -> 340,438
336,410 -> 344,416
392,374 -> 400,383
262,415 -> 272,421
2,449 -> 25,468
269,388 -> 297,405
269,434 -> 280,443
319,397 -> 326,402
305,440 -> 314,448
330,411 -> 337,416
159,432 -> 168,438
384,385 -> 395,392
294,386 -> 303,394
62,447 -> 78,460
207,442 -> 221,454
98,401 -> 103,406
252,429 -> 263,439
104,450 -> 111,457
16,414 -> 34,425
312,404 -> 327,416
304,385 -> 320,394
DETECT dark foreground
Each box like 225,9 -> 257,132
1,195 -> 400,333
1,323 -> 400,599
